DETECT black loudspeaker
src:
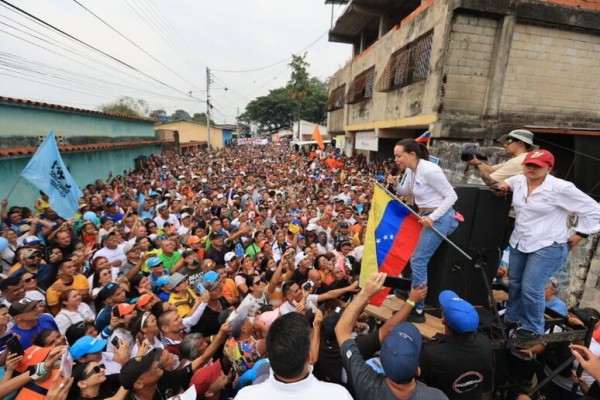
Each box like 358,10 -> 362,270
425,185 -> 512,307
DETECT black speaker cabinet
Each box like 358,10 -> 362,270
425,185 -> 512,307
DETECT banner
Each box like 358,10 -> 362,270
360,186 -> 422,306
237,138 -> 268,146
21,131 -> 83,219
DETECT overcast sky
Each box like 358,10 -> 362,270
1,0 -> 351,124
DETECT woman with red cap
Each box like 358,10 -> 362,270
498,149 -> 600,341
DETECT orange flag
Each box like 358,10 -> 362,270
312,124 -> 325,150
112,183 -> 120,201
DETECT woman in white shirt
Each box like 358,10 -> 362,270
498,149 -> 600,340
54,288 -> 96,334
390,139 -> 459,322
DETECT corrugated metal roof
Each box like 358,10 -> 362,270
0,96 -> 157,123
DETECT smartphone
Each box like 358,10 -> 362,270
6,336 -> 24,356
0,332 -> 13,350
382,276 -> 412,291
136,332 -> 145,344
60,349 -> 73,379
303,281 -> 314,292
111,336 -> 120,349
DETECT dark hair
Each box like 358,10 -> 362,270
267,313 -> 311,379
32,329 -> 60,347
0,276 -> 21,291
314,254 -> 327,270
395,138 -> 429,161
129,274 -> 146,298
245,274 -> 259,289
65,321 -> 88,345
282,281 -> 297,297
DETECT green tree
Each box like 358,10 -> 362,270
99,97 -> 150,117
171,109 -> 191,121
149,109 -> 167,120
238,87 -> 296,132
288,54 -> 309,137
239,71 -> 328,133
192,113 -> 216,125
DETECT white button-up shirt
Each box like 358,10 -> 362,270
505,174 -> 600,253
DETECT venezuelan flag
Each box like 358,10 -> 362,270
415,130 -> 431,143
360,186 -> 422,306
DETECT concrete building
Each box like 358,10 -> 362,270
0,96 -> 161,207
326,0 -> 600,307
154,120 -> 224,150
326,0 -> 600,193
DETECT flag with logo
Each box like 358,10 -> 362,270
21,131 -> 83,219
312,124 -> 325,150
360,185 -> 422,306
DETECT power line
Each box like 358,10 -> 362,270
72,0 -> 202,91
0,8 -> 180,95
212,30 -> 328,73
0,0 -> 203,102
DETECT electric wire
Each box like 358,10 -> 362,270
0,0 -> 203,102
72,0 -> 202,91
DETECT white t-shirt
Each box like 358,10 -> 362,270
54,303 -> 95,334
93,245 -> 127,268
236,371 -> 353,400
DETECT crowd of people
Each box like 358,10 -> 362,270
0,132 -> 597,400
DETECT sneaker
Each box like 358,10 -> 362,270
407,309 -> 426,323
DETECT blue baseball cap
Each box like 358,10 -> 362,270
70,336 -> 108,360
439,290 -> 479,333
156,276 -> 170,287
146,257 -> 163,268
379,322 -> 422,383
203,271 -> 220,283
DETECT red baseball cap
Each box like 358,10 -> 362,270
112,303 -> 136,317
191,360 -> 222,395
523,150 -> 554,168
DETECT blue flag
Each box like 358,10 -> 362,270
21,131 -> 83,219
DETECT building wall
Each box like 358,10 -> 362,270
328,0 -> 600,141
154,121 -> 224,148
1,145 -> 160,209
501,24 -> 600,116
0,104 -> 155,141
442,14 -> 499,114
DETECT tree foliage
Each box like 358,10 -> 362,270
239,55 -> 328,133
192,113 -> 216,126
100,97 -> 150,118
149,109 -> 167,120
170,109 -> 191,121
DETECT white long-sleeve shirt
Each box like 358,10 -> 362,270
505,174 -> 600,253
395,159 -> 458,221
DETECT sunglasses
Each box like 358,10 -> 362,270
23,274 -> 37,283
253,277 -> 266,285
82,364 -> 105,380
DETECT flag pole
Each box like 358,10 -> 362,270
373,180 -> 472,261
4,176 -> 22,201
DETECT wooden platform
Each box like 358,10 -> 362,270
364,296 -> 445,340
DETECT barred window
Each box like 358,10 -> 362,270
346,67 -> 375,104
376,30 -> 433,92
326,84 -> 346,111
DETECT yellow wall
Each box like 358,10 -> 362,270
154,120 -> 224,149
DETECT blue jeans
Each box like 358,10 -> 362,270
506,242 -> 568,334
410,209 -> 459,311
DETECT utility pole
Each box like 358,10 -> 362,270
206,67 -> 212,151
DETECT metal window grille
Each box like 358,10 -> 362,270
346,67 -> 376,104
326,84 -> 346,111
376,30 -> 433,92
